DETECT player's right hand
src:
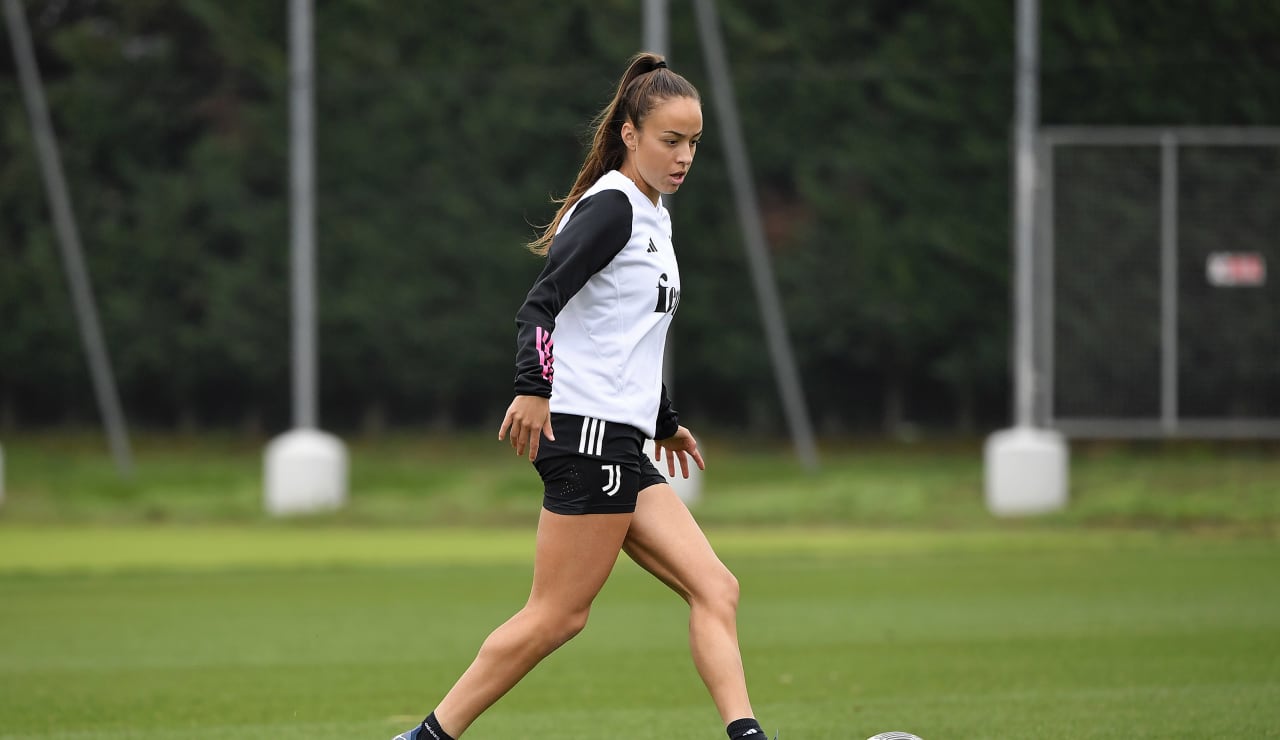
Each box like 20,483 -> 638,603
498,395 -> 554,462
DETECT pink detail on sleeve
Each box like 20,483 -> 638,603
536,327 -> 555,383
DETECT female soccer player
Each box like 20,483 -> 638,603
395,52 -> 769,740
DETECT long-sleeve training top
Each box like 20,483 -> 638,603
513,169 -> 681,440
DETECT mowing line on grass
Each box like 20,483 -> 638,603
0,525 -> 1186,574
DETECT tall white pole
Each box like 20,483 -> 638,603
1012,0 -> 1039,428
3,0 -> 132,475
643,0 -> 707,504
266,0 -> 347,516
984,0 -> 1067,517
644,0 -> 668,57
290,0 -> 317,429
645,0 -> 675,391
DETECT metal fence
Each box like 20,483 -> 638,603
1035,127 -> 1280,438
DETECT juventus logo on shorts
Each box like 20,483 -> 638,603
578,417 -> 607,456
600,464 -> 621,496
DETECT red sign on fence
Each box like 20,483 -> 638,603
1206,252 -> 1267,287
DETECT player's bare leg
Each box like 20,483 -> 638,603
431,508 -> 633,737
623,484 -> 755,725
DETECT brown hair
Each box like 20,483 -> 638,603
527,52 -> 701,255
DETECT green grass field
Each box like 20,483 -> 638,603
3,432 -> 1278,530
2,527 -> 1278,739
1,433 -> 1278,738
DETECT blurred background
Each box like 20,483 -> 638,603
2,5 -> 1279,737
1,0 -> 1277,471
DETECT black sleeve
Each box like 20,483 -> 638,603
513,190 -> 633,397
654,383 -> 680,440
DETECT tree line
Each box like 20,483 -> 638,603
2,0 -> 1276,437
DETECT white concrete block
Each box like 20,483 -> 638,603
984,426 -> 1069,516
264,428 -> 348,516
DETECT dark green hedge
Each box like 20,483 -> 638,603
1,0 -> 1276,435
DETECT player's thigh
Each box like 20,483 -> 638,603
622,483 -> 735,603
529,506 -> 633,612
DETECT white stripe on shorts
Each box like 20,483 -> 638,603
578,417 -> 592,455
577,417 -> 606,456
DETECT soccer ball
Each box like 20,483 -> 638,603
866,733 -> 923,740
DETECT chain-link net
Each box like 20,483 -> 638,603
1045,131 -> 1280,433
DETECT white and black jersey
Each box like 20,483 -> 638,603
514,170 -> 681,440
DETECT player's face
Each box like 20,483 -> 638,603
623,96 -> 702,205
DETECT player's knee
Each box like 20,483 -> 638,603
694,564 -> 740,617
718,567 -> 741,613
539,605 -> 591,650
561,606 -> 591,641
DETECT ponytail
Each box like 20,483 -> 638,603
527,52 -> 700,255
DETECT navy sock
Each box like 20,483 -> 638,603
418,712 -> 455,740
726,717 -> 765,739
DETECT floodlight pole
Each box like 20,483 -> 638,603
3,0 -> 132,476
644,0 -> 710,506
692,0 -> 819,471
983,0 -> 1067,517
645,0 -> 677,394
1012,0 -> 1039,428
290,0 -> 318,429
644,0 -> 668,58
265,0 -> 347,516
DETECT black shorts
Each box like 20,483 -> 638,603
534,413 -> 668,515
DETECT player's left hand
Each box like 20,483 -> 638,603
653,425 -> 705,479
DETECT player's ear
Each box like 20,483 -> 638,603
621,119 -> 638,152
